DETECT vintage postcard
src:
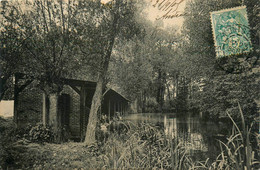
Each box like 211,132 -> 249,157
0,0 -> 259,169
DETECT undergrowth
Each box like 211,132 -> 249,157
96,121 -> 193,169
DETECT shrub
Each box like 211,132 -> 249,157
27,124 -> 54,143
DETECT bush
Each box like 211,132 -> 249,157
27,124 -> 54,143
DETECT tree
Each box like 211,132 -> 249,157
109,37 -> 154,112
109,18 -> 182,113
82,0 -> 141,145
0,0 -> 86,93
0,0 -> 92,139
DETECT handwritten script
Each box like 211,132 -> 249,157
151,0 -> 186,20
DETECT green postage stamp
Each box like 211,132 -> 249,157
210,6 -> 252,58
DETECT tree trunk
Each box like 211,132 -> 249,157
166,82 -> 171,101
0,74 -> 10,101
160,73 -> 166,112
84,5 -> 119,144
156,69 -> 161,104
84,75 -> 104,145
142,90 -> 146,113
42,92 -> 50,126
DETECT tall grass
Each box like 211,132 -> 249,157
192,103 -> 260,170
95,121 -> 193,169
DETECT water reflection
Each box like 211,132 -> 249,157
164,116 -> 208,152
124,113 -> 227,160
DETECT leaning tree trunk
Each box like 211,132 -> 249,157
84,74 -> 104,145
84,10 -> 118,145
84,55 -> 112,145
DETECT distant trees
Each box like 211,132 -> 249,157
109,19 -> 182,113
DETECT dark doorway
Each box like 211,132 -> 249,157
59,94 -> 70,141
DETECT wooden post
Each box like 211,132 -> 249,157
42,93 -> 46,125
119,102 -> 121,117
108,99 -> 111,122
123,104 -> 125,115
122,104 -> 124,115
117,102 -> 120,115
100,99 -> 102,116
114,102 -> 116,116
80,87 -> 86,141
121,103 -> 123,115
13,74 -> 33,127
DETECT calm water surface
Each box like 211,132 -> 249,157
123,113 -> 230,160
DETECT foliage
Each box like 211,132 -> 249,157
1,118 -> 192,169
0,0 -> 99,95
0,117 -> 31,169
110,21 -> 181,112
162,98 -> 177,112
26,123 -> 54,143
109,37 -> 154,101
197,72 -> 260,120
145,97 -> 159,113
109,0 -> 259,116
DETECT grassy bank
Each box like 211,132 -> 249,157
0,120 -> 191,169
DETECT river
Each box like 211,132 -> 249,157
123,113 -> 230,161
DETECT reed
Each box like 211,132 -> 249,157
193,103 -> 260,170
97,121 -> 193,169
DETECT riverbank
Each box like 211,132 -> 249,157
1,116 -> 259,169
1,118 -> 184,169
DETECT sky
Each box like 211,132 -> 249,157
0,101 -> 13,117
144,0 -> 187,29
101,0 -> 187,29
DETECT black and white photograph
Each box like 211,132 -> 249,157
0,0 -> 259,169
